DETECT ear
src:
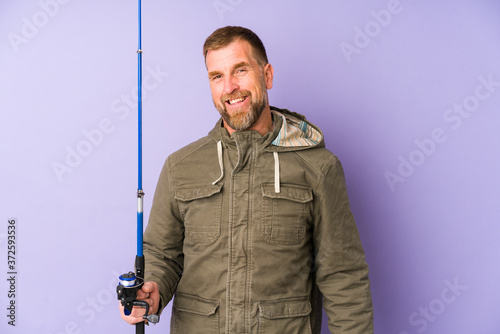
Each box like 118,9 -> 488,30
263,63 -> 274,89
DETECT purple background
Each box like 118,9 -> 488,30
2,1 -> 500,333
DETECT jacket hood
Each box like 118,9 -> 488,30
269,107 -> 324,151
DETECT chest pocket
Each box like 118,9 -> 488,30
261,183 -> 313,246
175,183 -> 223,245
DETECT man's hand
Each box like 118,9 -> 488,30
119,281 -> 160,325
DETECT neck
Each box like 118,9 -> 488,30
224,107 -> 273,136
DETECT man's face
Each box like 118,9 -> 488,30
206,39 -> 273,132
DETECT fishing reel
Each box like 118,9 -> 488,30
117,271 -> 160,324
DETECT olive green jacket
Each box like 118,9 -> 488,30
144,107 -> 373,333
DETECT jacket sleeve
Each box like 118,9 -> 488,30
313,155 -> 373,333
143,157 -> 184,313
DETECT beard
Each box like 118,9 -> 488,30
214,84 -> 267,131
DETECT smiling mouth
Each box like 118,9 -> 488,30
226,96 -> 247,105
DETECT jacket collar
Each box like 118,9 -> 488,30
208,107 -> 324,152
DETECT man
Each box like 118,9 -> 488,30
120,26 -> 373,333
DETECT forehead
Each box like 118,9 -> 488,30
205,39 -> 257,70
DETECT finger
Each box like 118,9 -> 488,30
118,302 -> 146,325
130,297 -> 155,315
136,289 -> 150,299
136,298 -> 154,314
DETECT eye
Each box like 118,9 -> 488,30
235,68 -> 247,76
211,74 -> 222,81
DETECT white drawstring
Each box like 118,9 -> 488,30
212,140 -> 224,185
273,152 -> 280,193
212,140 -> 279,193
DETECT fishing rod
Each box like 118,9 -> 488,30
117,0 -> 159,332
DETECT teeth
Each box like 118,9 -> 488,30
228,97 -> 245,105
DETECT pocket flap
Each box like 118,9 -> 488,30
259,297 -> 312,319
173,293 -> 219,316
261,183 -> 313,203
175,183 -> 223,202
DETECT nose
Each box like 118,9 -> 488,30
223,75 -> 239,95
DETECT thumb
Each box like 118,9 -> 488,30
142,282 -> 155,292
